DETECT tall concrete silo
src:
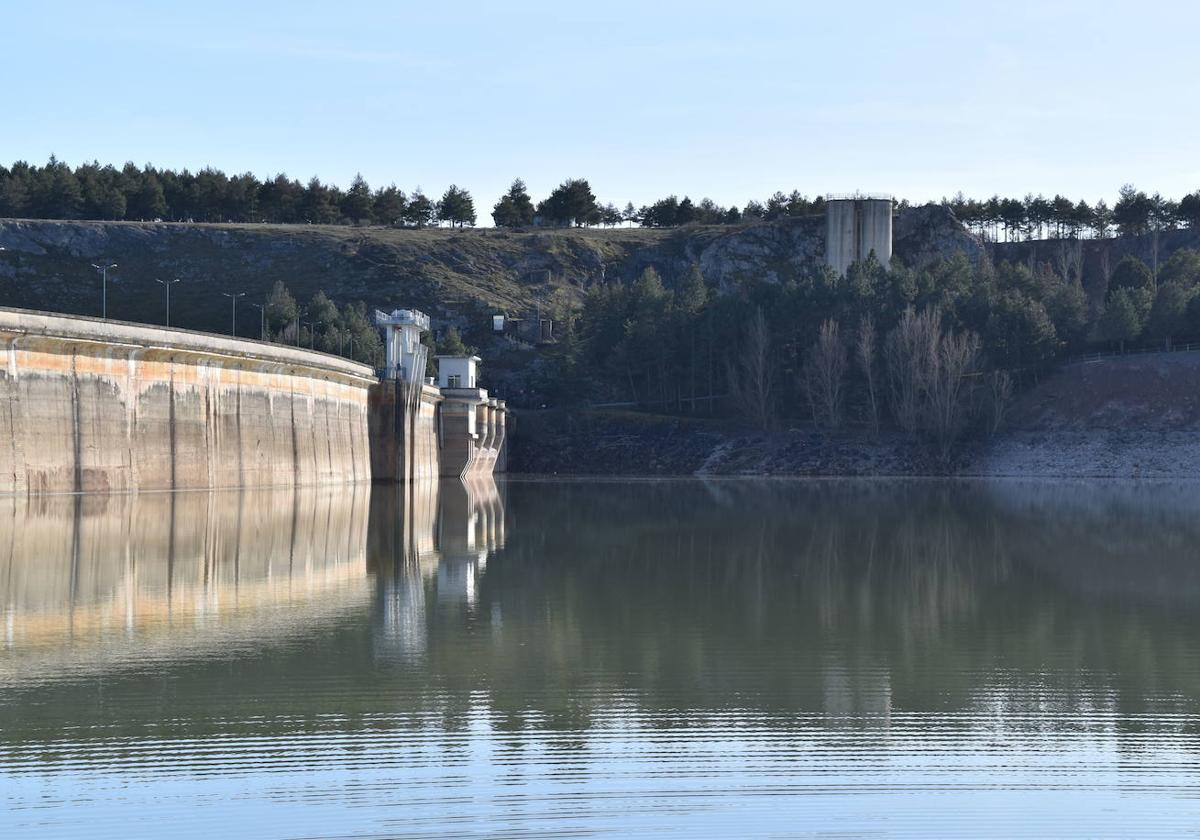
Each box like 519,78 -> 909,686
824,194 -> 893,276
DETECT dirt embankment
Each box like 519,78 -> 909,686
971,351 -> 1200,478
510,411 -> 944,477
511,352 -> 1200,478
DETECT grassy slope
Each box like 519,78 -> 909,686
0,219 -> 705,337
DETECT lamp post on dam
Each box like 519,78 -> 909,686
91,262 -> 117,319
222,292 -> 245,336
156,278 -> 181,327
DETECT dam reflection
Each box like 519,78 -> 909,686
0,487 -> 373,682
0,478 -> 507,683
369,475 -> 505,658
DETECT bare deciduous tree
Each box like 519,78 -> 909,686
885,305 -> 982,460
885,306 -> 938,435
803,319 -> 847,429
988,369 -> 1013,436
927,329 -> 980,462
728,306 -> 775,430
856,314 -> 879,435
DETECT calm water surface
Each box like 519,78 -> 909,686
2,478 -> 1200,837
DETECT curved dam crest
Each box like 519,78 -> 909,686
0,307 -> 377,494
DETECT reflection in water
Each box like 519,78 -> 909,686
370,475 -> 505,658
2,478 -> 1200,838
0,488 -> 372,683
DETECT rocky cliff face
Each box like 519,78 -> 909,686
894,204 -> 985,268
0,207 -> 981,336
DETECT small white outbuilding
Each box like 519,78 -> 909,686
437,355 -> 481,390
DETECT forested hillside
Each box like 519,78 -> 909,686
4,203 -> 1200,459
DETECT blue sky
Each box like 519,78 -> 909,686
3,0 -> 1198,214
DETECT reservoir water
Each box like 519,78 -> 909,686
2,478 -> 1200,837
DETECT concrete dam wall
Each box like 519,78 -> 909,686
0,308 -> 376,494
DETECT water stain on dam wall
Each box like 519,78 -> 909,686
0,308 -> 377,494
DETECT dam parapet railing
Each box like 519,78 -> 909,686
0,306 -> 376,384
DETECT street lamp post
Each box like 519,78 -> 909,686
304,322 -> 322,350
155,278 -> 181,327
91,263 -> 117,319
221,292 -> 246,336
248,303 -> 266,341
294,307 -> 307,347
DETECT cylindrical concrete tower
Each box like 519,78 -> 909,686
824,194 -> 893,276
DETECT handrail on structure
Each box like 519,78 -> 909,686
825,192 -> 893,202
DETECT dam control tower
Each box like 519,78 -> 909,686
824,194 -> 893,276
375,308 -> 430,383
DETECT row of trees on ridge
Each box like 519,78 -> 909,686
946,185 -> 1200,242
4,158 -> 1198,243
0,158 -> 477,227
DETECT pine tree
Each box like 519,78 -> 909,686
341,173 -> 374,224
33,156 -> 82,218
372,185 -> 406,226
536,179 -> 599,226
1108,255 -> 1154,296
1113,184 -> 1153,236
308,290 -> 341,352
340,301 -> 383,363
437,326 -> 470,356
437,185 -> 476,227
1097,288 -> 1144,351
130,170 -> 167,220
0,170 -> 29,216
257,174 -> 302,223
676,264 -> 709,316
301,177 -> 338,224
264,280 -> 299,339
492,179 -> 535,227
1180,192 -> 1200,229
405,189 -> 435,227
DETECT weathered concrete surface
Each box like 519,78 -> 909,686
0,307 -> 376,494
474,400 -> 507,476
438,390 -> 480,479
436,390 -> 508,479
368,380 -> 442,483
